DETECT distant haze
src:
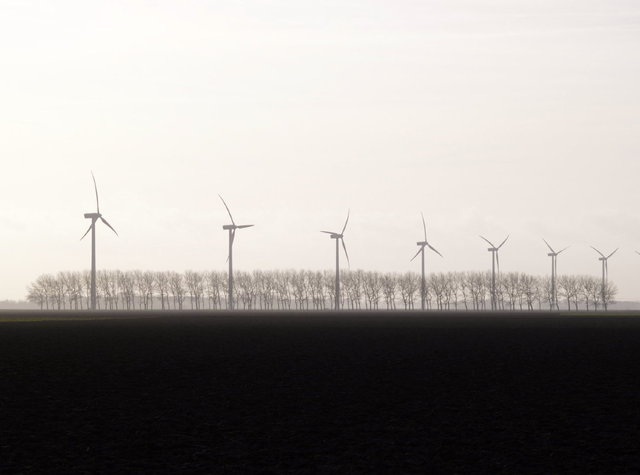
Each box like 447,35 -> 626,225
1,1 -> 639,301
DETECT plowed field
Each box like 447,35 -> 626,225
1,311 -> 639,473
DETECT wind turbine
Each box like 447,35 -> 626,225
479,235 -> 509,311
81,172 -> 118,311
321,210 -> 350,311
219,195 -> 254,310
410,213 -> 442,311
543,239 -> 569,311
591,246 -> 618,311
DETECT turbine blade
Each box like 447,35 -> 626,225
542,238 -> 555,254
636,250 -> 640,256
590,246 -> 605,258
479,235 -> 495,247
410,246 -> 424,262
498,235 -> 509,249
218,195 -> 235,225
100,217 -> 118,236
557,246 -> 569,254
426,243 -> 443,257
421,212 -> 427,242
237,224 -> 254,229
231,228 -> 236,246
341,209 -> 350,235
321,231 -> 336,235
606,248 -> 619,259
80,223 -> 93,241
91,171 -> 100,214
341,238 -> 350,268
496,251 -> 501,275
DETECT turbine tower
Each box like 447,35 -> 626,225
219,195 -> 254,310
591,246 -> 618,311
410,213 -> 442,311
543,239 -> 568,311
321,210 -> 350,311
479,235 -> 509,311
81,172 -> 118,311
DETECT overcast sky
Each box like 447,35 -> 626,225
1,0 -> 639,301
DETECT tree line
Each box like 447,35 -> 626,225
26,269 -> 617,312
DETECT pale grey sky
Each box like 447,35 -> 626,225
1,0 -> 639,301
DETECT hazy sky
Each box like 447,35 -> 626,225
1,1 -> 639,301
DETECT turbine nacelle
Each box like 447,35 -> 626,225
84,212 -> 101,219
222,224 -> 254,230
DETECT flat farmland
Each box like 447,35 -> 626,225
1,311 -> 640,473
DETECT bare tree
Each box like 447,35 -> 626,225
118,271 -> 136,310
291,270 -> 310,310
362,271 -> 382,310
26,275 -> 48,309
381,273 -> 398,310
398,272 -> 419,310
322,270 -> 336,310
603,280 -> 618,310
580,275 -> 598,311
155,272 -> 170,310
168,271 -> 185,310
204,271 -> 224,310
236,271 -> 257,309
430,273 -> 449,310
185,270 -> 204,309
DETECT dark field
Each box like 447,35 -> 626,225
2,311 -> 640,473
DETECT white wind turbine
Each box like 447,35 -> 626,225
81,173 -> 118,311
321,210 -> 350,311
219,195 -> 254,310
479,235 -> 509,311
543,239 -> 569,311
410,213 -> 442,311
591,246 -> 618,311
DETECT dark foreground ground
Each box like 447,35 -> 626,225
1,311 -> 640,473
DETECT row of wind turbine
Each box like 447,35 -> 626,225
78,174 -> 632,312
